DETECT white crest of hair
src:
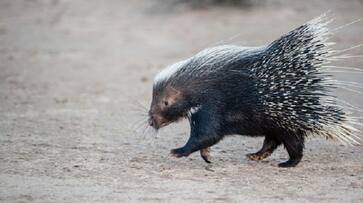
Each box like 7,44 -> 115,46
154,59 -> 188,84
188,45 -> 253,76
154,45 -> 260,85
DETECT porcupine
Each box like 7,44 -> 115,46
147,14 -> 361,167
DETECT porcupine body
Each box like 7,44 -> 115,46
148,15 -> 360,167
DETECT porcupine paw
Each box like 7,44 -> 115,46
170,147 -> 190,158
278,157 -> 302,168
246,152 -> 271,161
200,148 -> 212,163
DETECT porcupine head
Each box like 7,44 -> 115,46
148,83 -> 190,129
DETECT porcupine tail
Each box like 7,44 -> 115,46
250,13 -> 361,145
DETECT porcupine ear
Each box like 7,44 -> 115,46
163,86 -> 183,105
251,13 -> 362,145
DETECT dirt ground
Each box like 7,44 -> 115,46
0,0 -> 363,202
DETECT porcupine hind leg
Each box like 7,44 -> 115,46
278,133 -> 304,167
246,135 -> 281,161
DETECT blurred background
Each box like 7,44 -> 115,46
0,0 -> 362,202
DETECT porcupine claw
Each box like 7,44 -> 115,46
200,148 -> 212,163
246,151 -> 273,161
170,147 -> 190,158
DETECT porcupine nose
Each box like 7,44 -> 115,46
148,109 -> 154,127
149,119 -> 154,127
149,115 -> 162,129
148,118 -> 154,127
148,115 -> 156,127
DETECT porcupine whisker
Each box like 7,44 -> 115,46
147,126 -> 158,138
130,103 -> 150,133
134,100 -> 148,111
135,118 -> 149,131
130,117 -> 149,133
132,111 -> 148,121
129,99 -> 149,117
134,112 -> 148,118
131,122 -> 148,136
126,121 -> 145,137
141,123 -> 149,137
140,126 -> 149,140
129,108 -> 148,116
144,124 -> 158,139
129,118 -> 143,131
130,102 -> 148,112
139,119 -> 152,138
130,103 -> 148,116
132,113 -> 157,138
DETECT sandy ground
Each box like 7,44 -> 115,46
0,0 -> 363,202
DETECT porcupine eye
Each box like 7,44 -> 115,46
163,101 -> 169,106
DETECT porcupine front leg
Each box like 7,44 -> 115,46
170,131 -> 221,161
246,135 -> 281,161
171,106 -> 223,162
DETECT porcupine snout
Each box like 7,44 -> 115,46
148,111 -> 166,130
148,116 -> 155,127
